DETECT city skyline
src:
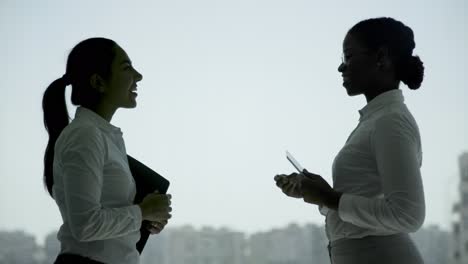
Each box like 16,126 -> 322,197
0,223 -> 452,264
0,220 -> 456,247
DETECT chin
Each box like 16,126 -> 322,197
122,102 -> 137,109
346,90 -> 361,96
344,84 -> 362,96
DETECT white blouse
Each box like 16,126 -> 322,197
52,107 -> 142,264
322,89 -> 425,242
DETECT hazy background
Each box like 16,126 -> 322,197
1,0 -> 466,246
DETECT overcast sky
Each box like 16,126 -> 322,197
1,0 -> 467,245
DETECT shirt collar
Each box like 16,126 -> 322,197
358,89 -> 404,121
75,107 -> 122,135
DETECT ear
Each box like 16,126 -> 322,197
89,74 -> 106,93
375,46 -> 393,71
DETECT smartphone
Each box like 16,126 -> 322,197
286,151 -> 304,173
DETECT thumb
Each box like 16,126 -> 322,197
302,169 -> 317,179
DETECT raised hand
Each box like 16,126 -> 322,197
300,170 -> 341,208
274,173 -> 304,198
138,191 -> 172,222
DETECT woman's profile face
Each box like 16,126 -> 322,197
101,45 -> 143,110
338,33 -> 377,97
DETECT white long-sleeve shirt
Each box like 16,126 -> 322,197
322,89 -> 425,242
52,107 -> 142,264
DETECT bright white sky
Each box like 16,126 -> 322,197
1,0 -> 467,245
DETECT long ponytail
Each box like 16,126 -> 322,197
41,37 -> 117,198
42,76 -> 70,197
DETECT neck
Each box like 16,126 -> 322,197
91,103 -> 117,123
364,82 -> 399,103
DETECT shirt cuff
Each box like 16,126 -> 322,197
337,193 -> 356,223
318,204 -> 330,216
130,204 -> 144,228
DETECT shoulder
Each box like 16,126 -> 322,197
56,122 -> 106,154
372,109 -> 421,146
375,105 -> 419,132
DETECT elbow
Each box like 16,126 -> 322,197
68,212 -> 103,242
396,205 -> 425,233
401,215 -> 424,233
70,224 -> 99,242
385,193 -> 425,233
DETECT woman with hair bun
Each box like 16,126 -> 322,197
275,17 -> 425,263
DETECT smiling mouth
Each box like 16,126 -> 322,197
130,85 -> 138,95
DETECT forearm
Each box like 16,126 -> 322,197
67,204 -> 143,242
337,192 -> 425,233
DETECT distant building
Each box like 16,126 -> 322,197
411,225 -> 451,264
452,152 -> 468,263
43,230 -> 60,264
0,223 -> 457,264
141,225 -> 246,264
0,230 -> 42,264
247,223 -> 328,264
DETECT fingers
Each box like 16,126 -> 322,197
151,221 -> 164,229
301,174 -> 326,187
282,183 -> 296,196
286,173 -> 299,180
274,173 -> 299,185
147,225 -> 161,234
154,219 -> 168,225
152,195 -> 173,221
147,219 -> 170,234
153,193 -> 172,206
154,212 -> 172,221
275,176 -> 289,189
276,178 -> 295,190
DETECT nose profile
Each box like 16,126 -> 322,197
338,62 -> 345,73
135,70 -> 143,82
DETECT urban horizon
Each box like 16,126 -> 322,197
0,222 -> 452,264
1,221 -> 453,247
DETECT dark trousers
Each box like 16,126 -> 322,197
54,253 -> 105,264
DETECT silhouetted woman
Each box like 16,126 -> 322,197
42,38 -> 172,264
275,17 -> 425,263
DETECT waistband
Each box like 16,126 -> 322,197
330,233 -> 410,248
54,253 -> 105,264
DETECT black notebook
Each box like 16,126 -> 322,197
127,155 -> 170,254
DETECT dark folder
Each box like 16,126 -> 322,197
127,155 -> 170,254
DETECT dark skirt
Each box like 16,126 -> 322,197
54,253 -> 105,264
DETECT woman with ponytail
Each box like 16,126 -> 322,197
42,38 -> 172,264
275,18 -> 425,263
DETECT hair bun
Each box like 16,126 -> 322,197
400,55 -> 424,90
61,73 -> 71,86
